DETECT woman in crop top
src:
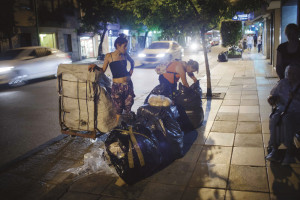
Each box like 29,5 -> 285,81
89,34 -> 135,123
159,59 -> 199,98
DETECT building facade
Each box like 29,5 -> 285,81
0,0 -> 81,61
250,0 -> 299,67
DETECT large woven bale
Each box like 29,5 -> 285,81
57,64 -> 117,133
62,97 -> 95,131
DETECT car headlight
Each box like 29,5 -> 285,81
191,43 -> 198,50
0,66 -> 14,73
156,53 -> 165,58
138,53 -> 146,58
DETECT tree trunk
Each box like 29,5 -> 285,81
201,30 -> 212,97
97,26 -> 107,60
143,31 -> 148,48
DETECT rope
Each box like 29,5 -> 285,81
85,81 -> 89,130
77,79 -> 81,130
116,127 -> 145,168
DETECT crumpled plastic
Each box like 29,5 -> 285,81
148,94 -> 172,107
66,137 -> 118,177
144,84 -> 176,104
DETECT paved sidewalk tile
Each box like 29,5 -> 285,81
215,112 -> 238,121
219,106 -> 240,113
222,99 -> 241,106
267,165 -> 300,196
211,121 -> 237,133
225,190 -> 270,200
240,99 -> 259,106
234,134 -> 263,147
60,192 -> 100,200
102,179 -> 148,199
138,182 -> 185,200
270,193 -> 300,200
189,163 -> 230,189
205,132 -> 235,146
238,113 -> 260,122
182,187 -> 226,200
231,147 -> 265,166
239,106 -> 260,114
69,173 -> 114,194
149,161 -> 195,185
198,146 -> 233,164
236,121 -> 262,133
224,94 -> 241,100
228,165 -> 269,192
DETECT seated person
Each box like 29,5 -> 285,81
266,64 -> 300,165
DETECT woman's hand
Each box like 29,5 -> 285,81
88,64 -> 101,72
129,69 -> 133,76
267,95 -> 278,106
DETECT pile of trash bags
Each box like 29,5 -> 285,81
61,64 -> 204,185
104,81 -> 204,185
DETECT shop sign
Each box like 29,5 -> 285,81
232,12 -> 254,21
108,30 -> 119,36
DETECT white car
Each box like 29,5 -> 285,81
138,41 -> 183,65
0,46 -> 72,86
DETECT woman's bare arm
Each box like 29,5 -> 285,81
177,64 -> 189,87
126,53 -> 135,76
88,53 -> 110,72
102,54 -> 110,72
187,72 -> 197,82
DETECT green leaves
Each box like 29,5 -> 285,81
220,20 -> 242,47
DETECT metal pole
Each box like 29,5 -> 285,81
33,0 -> 40,46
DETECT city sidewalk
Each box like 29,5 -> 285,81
1,51 -> 300,200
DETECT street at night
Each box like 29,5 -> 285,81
1,0 -> 300,200
0,49 -> 217,167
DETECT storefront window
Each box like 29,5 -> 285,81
108,36 -> 117,52
80,37 -> 94,58
39,33 -> 57,48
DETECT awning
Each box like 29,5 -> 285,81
267,1 -> 281,10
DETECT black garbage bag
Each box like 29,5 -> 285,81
218,51 -> 228,62
105,123 -> 162,185
175,81 -> 204,129
137,105 -> 184,163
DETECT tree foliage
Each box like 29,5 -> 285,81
112,0 -> 267,96
78,0 -> 142,57
220,20 -> 242,47
78,0 -> 117,33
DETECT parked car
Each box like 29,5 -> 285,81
138,41 -> 183,65
0,46 -> 72,86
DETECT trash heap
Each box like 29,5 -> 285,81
105,81 -> 204,185
59,64 -> 204,185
